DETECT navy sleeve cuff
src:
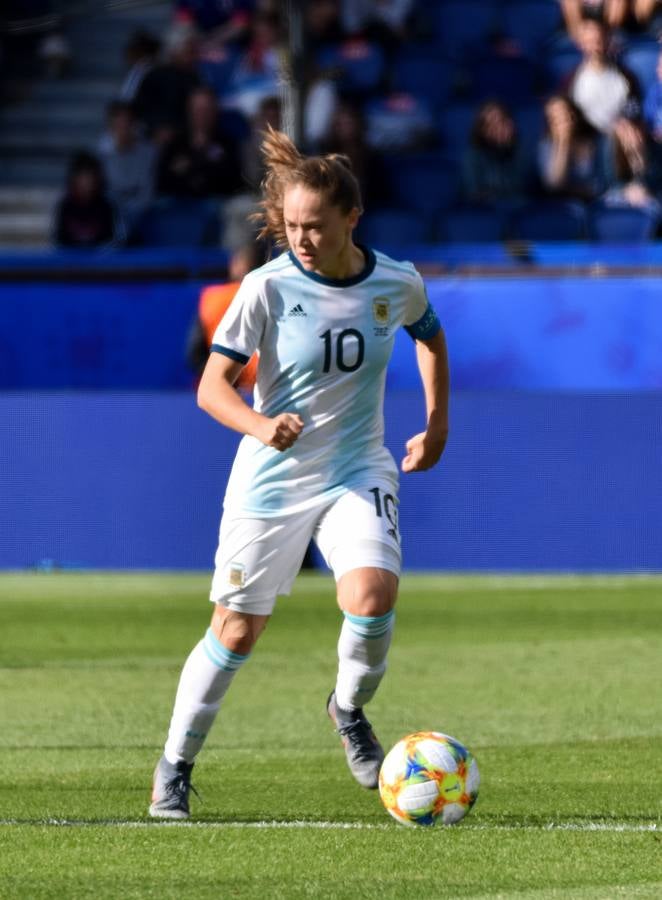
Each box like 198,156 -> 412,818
210,344 -> 250,364
404,303 -> 441,341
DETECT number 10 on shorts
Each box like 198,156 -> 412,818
369,486 -> 399,542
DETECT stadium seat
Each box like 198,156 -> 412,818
621,40 -> 661,96
198,48 -> 240,98
470,55 -> 540,103
316,39 -> 385,95
391,52 -> 456,111
542,39 -> 582,91
502,0 -> 563,57
365,93 -> 437,153
439,207 -> 507,242
357,209 -> 432,246
381,153 -> 459,217
134,199 -> 221,247
512,104 -> 546,160
511,201 -> 587,240
218,108 -> 251,143
587,204 -> 659,242
432,0 -> 500,59
439,102 -> 480,163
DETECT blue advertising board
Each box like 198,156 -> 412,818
2,275 -> 662,390
1,391 -> 660,571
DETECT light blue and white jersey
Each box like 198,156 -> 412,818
211,246 -> 440,516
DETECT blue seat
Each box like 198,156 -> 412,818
439,103 -> 479,163
135,199 -> 221,247
364,93 -> 437,153
511,201 -> 587,240
470,56 -> 540,103
317,40 -> 385,94
392,53 -> 456,111
542,40 -> 582,91
440,207 -> 506,241
621,40 -> 660,95
358,209 -> 432,246
587,205 -> 658,241
432,1 -> 500,59
381,154 -> 459,216
198,48 -> 240,97
502,0 -> 563,57
218,108 -> 251,142
512,103 -> 546,159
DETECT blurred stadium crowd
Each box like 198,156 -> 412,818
3,0 -> 662,248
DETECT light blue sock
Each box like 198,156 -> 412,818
164,628 -> 250,764
335,610 -> 395,711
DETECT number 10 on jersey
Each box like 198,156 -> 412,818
320,329 -> 365,373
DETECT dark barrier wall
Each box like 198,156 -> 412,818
3,276 -> 662,390
2,391 -> 661,571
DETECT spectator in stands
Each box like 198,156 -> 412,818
462,101 -> 532,207
119,30 -> 161,102
319,100 -> 388,206
568,18 -> 639,133
643,48 -> 662,138
175,0 -> 254,44
223,10 -> 283,118
341,0 -> 414,46
561,0 -> 630,38
53,152 -> 119,248
38,30 -> 71,79
538,95 -> 606,200
633,0 -> 662,30
305,0 -> 346,50
241,94 -> 281,190
156,85 -> 243,199
134,23 -> 201,144
602,114 -> 662,208
562,0 -> 662,34
98,101 -> 156,236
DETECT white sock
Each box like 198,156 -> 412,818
163,627 -> 249,764
334,610 -> 395,712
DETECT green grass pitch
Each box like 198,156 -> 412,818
0,571 -> 660,899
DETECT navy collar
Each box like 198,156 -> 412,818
288,245 -> 376,287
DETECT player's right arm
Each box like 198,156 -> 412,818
197,352 -> 303,451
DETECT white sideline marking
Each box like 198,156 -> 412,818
0,819 -> 658,833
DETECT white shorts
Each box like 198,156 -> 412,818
209,480 -> 401,615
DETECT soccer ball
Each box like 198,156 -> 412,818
378,731 -> 480,827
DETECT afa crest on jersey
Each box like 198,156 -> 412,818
372,297 -> 390,325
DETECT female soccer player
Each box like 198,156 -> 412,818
149,127 -> 449,818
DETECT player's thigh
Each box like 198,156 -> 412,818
314,480 -> 401,615
210,508 -> 318,616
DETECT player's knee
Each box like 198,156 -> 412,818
210,606 -> 267,655
338,568 -> 398,617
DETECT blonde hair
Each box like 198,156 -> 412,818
252,126 -> 363,247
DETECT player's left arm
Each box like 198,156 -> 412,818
402,327 -> 449,474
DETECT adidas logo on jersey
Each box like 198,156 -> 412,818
288,304 -> 307,317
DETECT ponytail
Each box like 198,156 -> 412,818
252,126 -> 363,247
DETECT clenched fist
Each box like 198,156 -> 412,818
257,413 -> 304,451
401,429 -> 447,473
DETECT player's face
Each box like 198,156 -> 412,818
283,184 -> 359,278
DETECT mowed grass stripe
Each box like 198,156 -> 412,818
0,572 -> 660,898
2,571 -> 662,599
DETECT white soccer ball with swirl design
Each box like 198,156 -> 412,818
378,731 -> 480,827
